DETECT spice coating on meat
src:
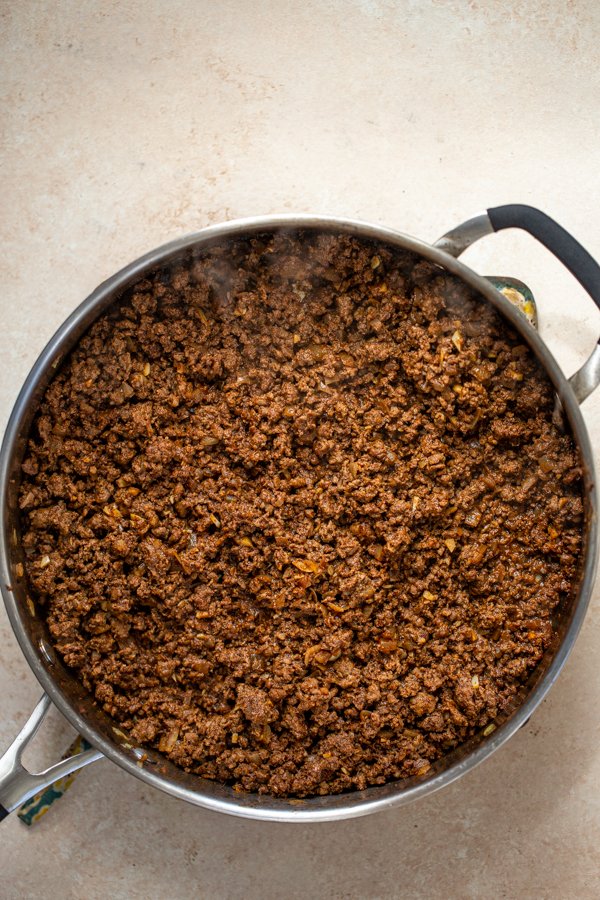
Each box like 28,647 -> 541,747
19,232 -> 583,796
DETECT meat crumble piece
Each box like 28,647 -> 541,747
19,231 -> 583,797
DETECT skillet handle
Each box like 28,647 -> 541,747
0,694 -> 102,822
435,204 -> 600,404
486,205 -> 600,312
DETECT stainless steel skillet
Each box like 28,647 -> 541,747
1,204 -> 599,823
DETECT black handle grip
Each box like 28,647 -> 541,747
487,205 -> 600,313
0,803 -> 9,822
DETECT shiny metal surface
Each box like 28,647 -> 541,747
0,214 -> 598,822
0,694 -> 101,814
569,340 -> 600,404
433,212 -> 493,257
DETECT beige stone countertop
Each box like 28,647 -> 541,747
2,2 -> 600,897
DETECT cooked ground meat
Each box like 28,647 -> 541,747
19,231 -> 583,797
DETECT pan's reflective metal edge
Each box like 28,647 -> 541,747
1,215 -> 597,822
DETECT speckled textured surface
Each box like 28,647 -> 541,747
1,1 -> 600,897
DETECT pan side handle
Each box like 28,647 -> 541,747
0,694 -> 102,822
435,205 -> 600,404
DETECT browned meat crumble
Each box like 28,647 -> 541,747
19,232 -> 583,797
